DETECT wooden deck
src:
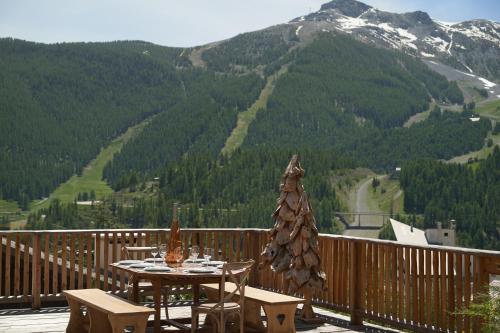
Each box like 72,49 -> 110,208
2,229 -> 499,332
0,303 -> 403,333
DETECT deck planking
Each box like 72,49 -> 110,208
0,303 -> 402,333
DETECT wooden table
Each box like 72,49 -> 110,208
111,263 -> 234,333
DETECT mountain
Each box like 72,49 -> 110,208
289,0 -> 500,82
3,1 -> 498,249
198,0 -> 499,99
0,38 -> 264,206
109,32 -> 486,188
241,34 -> 487,168
0,0 -> 496,208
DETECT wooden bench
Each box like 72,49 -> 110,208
63,289 -> 155,333
202,282 -> 304,333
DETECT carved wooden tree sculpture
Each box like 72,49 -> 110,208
260,155 -> 326,320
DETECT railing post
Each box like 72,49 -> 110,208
249,230 -> 260,286
31,233 -> 41,309
349,240 -> 363,326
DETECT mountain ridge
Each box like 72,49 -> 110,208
289,0 -> 500,81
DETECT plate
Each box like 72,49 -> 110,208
143,266 -> 173,272
201,261 -> 225,267
144,258 -> 165,263
129,263 -> 155,268
118,260 -> 143,265
184,258 -> 205,263
185,268 -> 215,274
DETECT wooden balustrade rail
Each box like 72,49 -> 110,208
1,229 -> 499,333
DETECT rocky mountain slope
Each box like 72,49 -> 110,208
289,0 -> 500,82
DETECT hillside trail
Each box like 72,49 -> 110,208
187,42 -> 222,68
221,65 -> 289,156
32,114 -> 158,212
343,175 -> 386,239
447,101 -> 500,164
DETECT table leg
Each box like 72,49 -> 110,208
193,284 -> 200,305
132,274 -> 139,303
152,279 -> 162,333
193,283 -> 200,328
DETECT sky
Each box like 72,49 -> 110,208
1,0 -> 499,47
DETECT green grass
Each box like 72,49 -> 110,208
448,100 -> 500,164
475,99 -> 500,121
371,176 -> 404,214
448,132 -> 500,164
330,168 -> 374,213
0,200 -> 20,213
457,80 -> 490,104
447,100 -> 500,164
403,100 -> 436,128
0,200 -> 27,230
33,115 -> 156,211
221,66 -> 288,156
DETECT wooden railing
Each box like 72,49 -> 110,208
1,229 -> 499,332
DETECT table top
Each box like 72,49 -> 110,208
110,261 -> 237,283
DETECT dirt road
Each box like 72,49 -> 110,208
343,176 -> 384,239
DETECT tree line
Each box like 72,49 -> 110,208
28,149 -> 352,234
400,146 -> 500,250
0,38 -> 183,206
243,34 -> 486,171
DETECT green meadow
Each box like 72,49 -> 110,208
33,116 -> 155,211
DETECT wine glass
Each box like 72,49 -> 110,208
173,246 -> 183,267
150,244 -> 158,265
158,244 -> 167,265
189,245 -> 199,263
203,247 -> 213,264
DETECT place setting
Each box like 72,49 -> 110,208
118,243 -> 176,272
183,246 -> 222,273
143,244 -> 175,271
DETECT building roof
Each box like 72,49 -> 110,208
390,218 -> 428,246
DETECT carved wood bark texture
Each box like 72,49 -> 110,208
260,155 -> 326,293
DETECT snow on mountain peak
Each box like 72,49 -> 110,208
287,0 -> 500,82
290,0 -> 500,78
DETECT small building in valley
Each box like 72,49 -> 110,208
425,221 -> 456,246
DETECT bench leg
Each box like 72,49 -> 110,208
87,307 -> 112,333
262,304 -> 297,333
108,314 -> 149,333
244,299 -> 266,332
66,298 -> 87,333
